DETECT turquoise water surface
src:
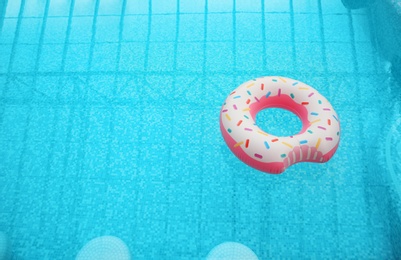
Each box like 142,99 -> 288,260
1,0 -> 401,259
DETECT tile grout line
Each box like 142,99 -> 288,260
0,0 -> 26,128
2,10 -> 356,19
78,0 -> 101,179
104,0 -> 128,176
143,0 -> 153,71
133,0 -> 153,237
197,0 -> 208,254
31,0 -> 58,237
73,1 -> 101,243
0,70 -> 387,78
104,0 -> 128,181
347,10 -> 359,74
0,0 -> 7,32
53,0 -> 77,254
6,0 -> 26,235
347,7 -> 377,255
261,0 -> 267,71
260,3 -> 270,251
289,0 -> 297,71
231,0 -> 238,242
59,0 -> 77,177
0,38 -> 368,45
12,0 -> 50,230
317,0 -> 329,76
87,0 -> 101,72
163,0 -> 181,247
232,0 -> 237,73
317,0 -> 339,256
60,0 -> 76,72
364,8 -> 380,73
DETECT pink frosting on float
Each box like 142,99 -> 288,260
220,77 -> 340,174
220,112 -> 339,173
220,116 -> 285,174
220,92 -> 339,174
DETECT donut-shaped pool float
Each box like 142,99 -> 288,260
220,76 -> 340,174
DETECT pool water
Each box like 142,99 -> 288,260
1,0 -> 401,259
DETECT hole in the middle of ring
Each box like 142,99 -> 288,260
255,108 -> 302,137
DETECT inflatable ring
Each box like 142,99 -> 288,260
220,76 -> 340,174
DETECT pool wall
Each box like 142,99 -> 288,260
369,0 -> 401,255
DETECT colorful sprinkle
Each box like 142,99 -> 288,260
315,138 -> 321,149
230,91 -> 236,95
282,142 -> 293,148
254,153 -> 263,159
222,78 -> 340,167
257,130 -> 269,136
310,119 -> 321,125
234,141 -> 244,148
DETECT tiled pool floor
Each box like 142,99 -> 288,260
1,0 -> 401,259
